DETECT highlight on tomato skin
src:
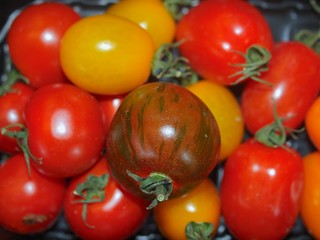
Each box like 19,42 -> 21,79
106,82 -> 220,209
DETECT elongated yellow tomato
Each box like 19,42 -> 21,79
60,14 -> 154,95
106,0 -> 176,50
187,80 -> 244,161
300,151 -> 320,239
153,178 -> 220,240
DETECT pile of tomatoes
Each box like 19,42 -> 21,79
1,0 -> 320,239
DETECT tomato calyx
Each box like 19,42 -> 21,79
0,69 -> 29,96
72,174 -> 109,228
1,123 -> 41,175
229,45 -> 272,86
185,221 -> 214,240
126,170 -> 173,210
151,40 -> 199,87
294,29 -> 320,54
310,0 -> 320,14
163,0 -> 200,21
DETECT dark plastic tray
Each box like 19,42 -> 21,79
0,0 -> 319,239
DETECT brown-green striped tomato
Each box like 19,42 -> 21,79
106,82 -> 220,209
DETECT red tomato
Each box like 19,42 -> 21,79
7,2 -> 81,88
220,138 -> 304,240
0,154 -> 66,234
175,0 -> 274,85
64,157 -> 149,240
241,41 -> 320,135
95,94 -> 125,135
106,82 -> 220,209
24,83 -> 105,178
0,82 -> 34,154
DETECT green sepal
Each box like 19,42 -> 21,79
163,0 -> 200,21
185,221 -> 214,240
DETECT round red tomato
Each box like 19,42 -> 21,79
64,157 -> 149,240
241,41 -> 320,135
7,2 -> 80,88
106,82 -> 220,209
220,138 -> 304,240
0,82 -> 34,154
175,0 -> 274,85
0,154 -> 66,234
24,83 -> 105,178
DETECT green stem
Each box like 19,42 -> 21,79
310,0 -> 320,14
126,170 -> 173,210
185,221 -> 214,240
163,0 -> 200,21
294,29 -> 320,54
0,69 -> 29,96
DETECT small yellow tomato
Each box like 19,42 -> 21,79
300,151 -> 320,239
187,80 -> 244,161
153,178 -> 220,240
106,0 -> 176,50
60,14 -> 154,95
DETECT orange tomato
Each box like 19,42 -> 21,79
187,80 -> 244,161
60,14 -> 154,95
300,151 -> 320,239
106,0 -> 176,50
305,96 -> 320,151
153,178 -> 220,240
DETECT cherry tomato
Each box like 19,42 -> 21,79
175,0 -> 274,85
0,82 -> 34,154
95,94 -> 125,135
24,83 -> 105,178
0,154 -> 66,234
153,178 -> 220,240
187,80 -> 244,161
220,138 -> 304,240
305,96 -> 320,151
106,0 -> 176,50
106,82 -> 220,209
241,41 -> 320,135
60,14 -> 154,95
64,157 -> 149,240
300,151 -> 320,239
7,2 -> 80,88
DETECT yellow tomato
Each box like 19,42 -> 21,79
306,96 -> 320,151
60,14 -> 154,95
106,0 -> 176,50
300,151 -> 320,239
187,80 -> 244,161
153,178 -> 220,240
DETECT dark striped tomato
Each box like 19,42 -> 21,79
106,82 -> 220,209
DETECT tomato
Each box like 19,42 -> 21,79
64,157 -> 149,240
220,138 -> 304,240
7,2 -> 80,89
106,82 -> 220,209
23,83 -> 105,178
187,80 -> 244,161
0,82 -> 34,154
60,14 -> 154,95
175,0 -> 274,85
0,154 -> 66,234
241,41 -> 320,135
305,96 -> 320,151
300,151 -> 320,239
106,0 -> 176,50
95,94 -> 125,135
153,178 -> 220,240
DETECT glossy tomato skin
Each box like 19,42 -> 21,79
153,178 -> 220,240
64,158 -> 149,240
187,80 -> 244,161
220,138 -> 304,240
106,82 -> 220,201
241,41 -> 320,135
24,83 -> 105,178
176,0 -> 274,85
60,14 -> 154,95
0,154 -> 66,234
7,2 -> 80,89
305,97 -> 320,151
0,83 -> 34,154
106,0 -> 176,50
300,151 -> 320,239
